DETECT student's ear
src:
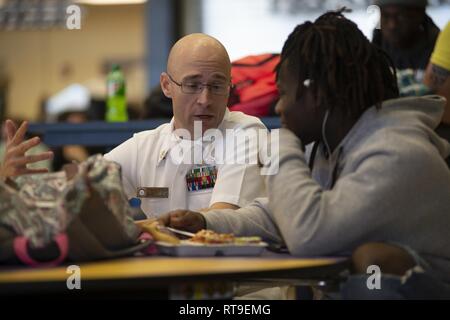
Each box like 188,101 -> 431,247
160,72 -> 173,99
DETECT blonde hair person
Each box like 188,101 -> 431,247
424,21 -> 450,124
424,21 -> 450,167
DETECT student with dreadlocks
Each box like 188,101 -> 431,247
160,10 -> 450,299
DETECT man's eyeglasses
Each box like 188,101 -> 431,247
167,73 -> 231,96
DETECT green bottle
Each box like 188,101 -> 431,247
106,64 -> 128,122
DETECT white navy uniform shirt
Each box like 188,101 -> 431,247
104,109 -> 267,217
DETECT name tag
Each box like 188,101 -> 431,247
186,166 -> 217,192
136,187 -> 169,198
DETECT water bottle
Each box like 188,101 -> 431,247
106,64 -> 128,122
129,197 -> 147,221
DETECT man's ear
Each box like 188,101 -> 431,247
160,72 -> 172,98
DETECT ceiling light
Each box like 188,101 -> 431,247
76,0 -> 147,5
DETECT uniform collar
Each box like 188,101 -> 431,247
157,109 -> 230,165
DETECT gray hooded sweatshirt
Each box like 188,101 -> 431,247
204,95 -> 450,282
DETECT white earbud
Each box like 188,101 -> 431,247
322,109 -> 332,158
303,79 -> 312,88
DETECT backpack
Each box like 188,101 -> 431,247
0,155 -> 152,266
228,53 -> 280,117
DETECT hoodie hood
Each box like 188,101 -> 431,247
309,95 -> 450,189
341,95 -> 450,160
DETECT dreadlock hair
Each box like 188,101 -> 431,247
277,8 -> 399,120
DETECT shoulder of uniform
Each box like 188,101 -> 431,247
132,122 -> 172,140
224,111 -> 266,130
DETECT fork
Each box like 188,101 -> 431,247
166,227 -> 195,238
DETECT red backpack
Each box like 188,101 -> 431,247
228,53 -> 280,117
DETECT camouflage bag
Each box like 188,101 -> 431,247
0,155 -> 151,266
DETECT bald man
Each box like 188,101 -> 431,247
102,34 -> 266,217
164,33 -> 231,136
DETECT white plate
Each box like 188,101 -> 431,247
156,240 -> 267,257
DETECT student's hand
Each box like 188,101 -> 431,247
0,120 -> 53,179
158,210 -> 206,233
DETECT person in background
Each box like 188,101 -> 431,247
372,0 -> 440,96
51,110 -> 105,171
424,21 -> 450,156
141,85 -> 173,119
160,10 -> 450,299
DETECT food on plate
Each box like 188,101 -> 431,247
190,229 -> 235,244
137,222 -> 264,246
189,229 -> 262,245
233,236 -> 263,244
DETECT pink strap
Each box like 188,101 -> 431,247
138,232 -> 153,241
138,232 -> 158,255
14,233 -> 69,267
